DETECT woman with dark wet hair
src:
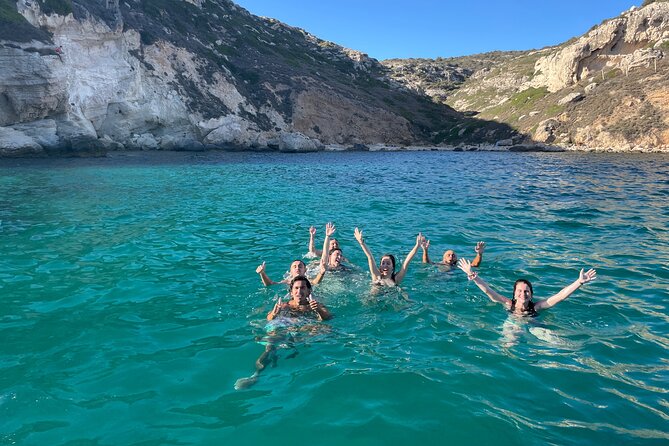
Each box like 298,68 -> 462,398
457,258 -> 597,315
353,227 -> 423,286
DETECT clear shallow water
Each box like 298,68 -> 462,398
1,151 -> 668,445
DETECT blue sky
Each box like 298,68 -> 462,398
233,0 -> 643,60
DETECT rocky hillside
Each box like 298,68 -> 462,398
0,0 -> 515,157
383,2 -> 669,150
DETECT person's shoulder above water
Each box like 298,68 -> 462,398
422,238 -> 485,270
457,257 -> 597,316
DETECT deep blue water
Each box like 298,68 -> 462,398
1,151 -> 668,445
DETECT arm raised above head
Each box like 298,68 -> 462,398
421,238 -> 432,264
457,258 -> 510,306
308,226 -> 322,256
534,268 -> 597,311
319,222 -> 335,267
471,241 -> 485,268
354,227 -> 381,280
395,233 -> 423,284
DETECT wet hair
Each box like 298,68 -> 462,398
510,279 -> 535,313
381,254 -> 397,280
290,275 -> 312,290
513,279 -> 533,296
330,248 -> 342,255
291,259 -> 306,269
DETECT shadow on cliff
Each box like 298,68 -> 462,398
1,0 -> 522,153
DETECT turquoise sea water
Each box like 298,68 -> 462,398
1,151 -> 668,445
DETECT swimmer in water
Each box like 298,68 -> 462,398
234,275 -> 332,390
308,224 -> 351,264
422,239 -> 485,270
255,223 -> 335,286
353,227 -> 423,286
457,258 -> 597,316
325,248 -> 349,271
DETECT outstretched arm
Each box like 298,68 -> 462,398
308,226 -> 323,257
457,258 -> 510,306
395,233 -> 423,284
534,268 -> 597,311
256,261 -> 279,286
354,227 -> 381,281
320,222 -> 335,268
421,238 -> 432,264
471,241 -> 485,268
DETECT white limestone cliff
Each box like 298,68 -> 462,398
531,3 -> 669,92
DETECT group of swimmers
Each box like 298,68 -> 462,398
234,222 -> 597,389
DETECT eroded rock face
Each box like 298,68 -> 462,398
531,3 -> 669,92
0,47 -> 66,126
0,127 -> 44,157
1,0 -> 460,157
292,88 -> 413,145
534,119 -> 560,144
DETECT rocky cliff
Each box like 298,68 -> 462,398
383,2 -> 669,151
0,0 -> 514,157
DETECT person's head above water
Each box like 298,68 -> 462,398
289,260 -> 306,277
379,254 -> 396,278
329,238 -> 340,250
442,250 -> 457,266
512,279 -> 534,310
289,275 -> 312,305
328,248 -> 343,267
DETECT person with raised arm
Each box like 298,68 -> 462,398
308,225 -> 350,264
457,258 -> 597,316
255,222 -> 335,286
422,239 -> 485,269
353,227 -> 423,286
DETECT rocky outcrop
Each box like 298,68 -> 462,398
382,2 -> 669,151
531,3 -> 669,92
2,0 -> 507,157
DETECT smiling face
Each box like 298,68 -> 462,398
290,260 -> 306,277
513,280 -> 534,310
442,250 -> 457,265
290,277 -> 311,305
329,238 -> 340,250
379,255 -> 395,277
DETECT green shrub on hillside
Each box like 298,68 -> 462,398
0,0 -> 51,42
0,0 -> 26,23
509,87 -> 549,108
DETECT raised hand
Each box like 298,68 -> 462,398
475,241 -> 486,254
268,294 -> 283,320
309,226 -> 316,236
457,258 -> 472,275
421,239 -> 430,250
325,222 -> 336,237
256,261 -> 266,274
354,227 -> 364,243
579,268 -> 597,285
415,232 -> 424,246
